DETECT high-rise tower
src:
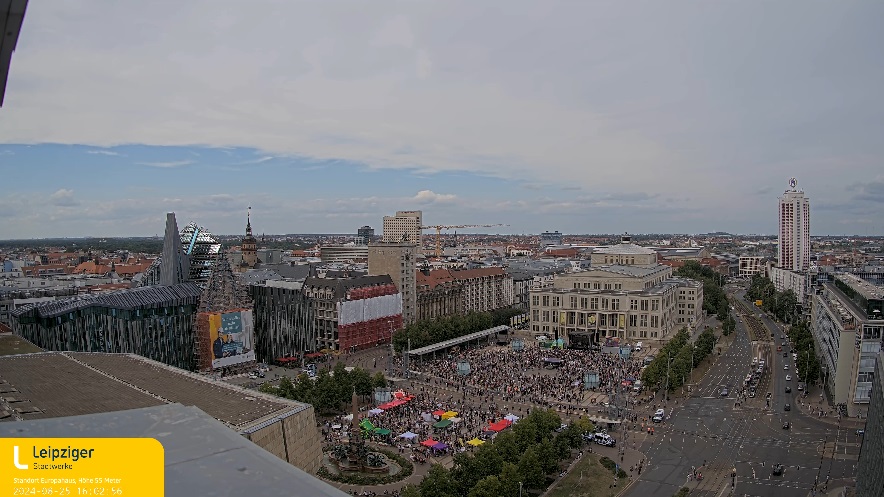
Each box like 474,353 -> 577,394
382,211 -> 422,244
778,178 -> 810,272
242,206 -> 258,268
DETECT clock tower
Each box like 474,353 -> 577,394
242,206 -> 258,268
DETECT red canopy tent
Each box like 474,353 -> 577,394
488,419 -> 513,432
305,352 -> 324,359
420,439 -> 438,447
432,410 -> 446,416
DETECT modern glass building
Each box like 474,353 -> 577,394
180,222 -> 221,284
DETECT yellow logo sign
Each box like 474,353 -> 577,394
2,438 -> 163,496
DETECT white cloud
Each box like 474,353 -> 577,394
49,188 -> 79,207
413,189 -> 456,203
137,160 -> 194,168
1,1 -> 882,235
86,149 -> 121,156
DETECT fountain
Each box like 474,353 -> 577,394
327,389 -> 391,474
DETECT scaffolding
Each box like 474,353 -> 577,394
194,250 -> 254,373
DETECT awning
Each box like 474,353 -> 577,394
373,428 -> 391,436
504,414 -> 519,423
305,352 -> 324,358
433,419 -> 453,428
399,431 -> 419,439
431,442 -> 449,450
420,439 -> 438,447
432,410 -> 446,416
393,390 -> 407,399
441,410 -> 458,419
368,408 -> 384,415
359,419 -> 375,431
488,419 -> 512,432
467,438 -> 484,446
450,417 -> 462,423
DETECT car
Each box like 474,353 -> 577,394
856,429 -> 865,436
652,415 -> 664,423
782,342 -> 786,346
536,335 -> 548,341
720,388 -> 729,397
748,391 -> 756,398
784,403 -> 791,411
772,464 -> 785,476
785,386 -> 791,393
783,352 -> 788,357
782,422 -> 790,430
594,433 -> 616,446
784,364 -> 789,370
785,375 -> 792,381
248,372 -> 258,379
781,335 -> 785,339
797,384 -> 804,391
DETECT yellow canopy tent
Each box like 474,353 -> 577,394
441,410 -> 458,419
467,438 -> 484,446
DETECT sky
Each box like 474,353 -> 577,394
1,1 -> 883,239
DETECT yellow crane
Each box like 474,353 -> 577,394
421,224 -> 509,258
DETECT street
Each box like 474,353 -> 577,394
625,287 -> 861,497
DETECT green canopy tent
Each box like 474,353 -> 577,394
433,419 -> 453,429
360,419 -> 375,431
373,428 -> 392,436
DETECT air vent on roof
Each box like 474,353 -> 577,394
3,396 -> 25,403
14,406 -> 41,414
0,387 -> 19,394
0,410 -> 11,419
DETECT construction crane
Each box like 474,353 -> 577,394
421,224 -> 509,258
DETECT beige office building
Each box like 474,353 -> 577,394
530,237 -> 703,347
368,242 -> 417,325
382,210 -> 422,244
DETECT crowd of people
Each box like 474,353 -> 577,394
403,344 -> 646,415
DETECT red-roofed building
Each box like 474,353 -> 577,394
20,264 -> 73,277
73,261 -> 113,276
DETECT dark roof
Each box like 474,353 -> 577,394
11,282 -> 202,318
0,404 -> 349,497
260,263 -> 312,280
304,274 -> 395,299
0,0 -> 27,107
0,352 -> 304,428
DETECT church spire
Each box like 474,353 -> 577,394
246,206 -> 253,236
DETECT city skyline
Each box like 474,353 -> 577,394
2,2 -> 884,238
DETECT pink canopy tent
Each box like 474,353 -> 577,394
420,439 -> 438,447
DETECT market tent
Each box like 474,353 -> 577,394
420,439 -> 438,447
431,442 -> 449,450
399,431 -> 419,439
467,438 -> 484,446
368,408 -> 384,416
504,414 -> 519,423
433,419 -> 453,428
373,428 -> 392,436
393,390 -> 407,399
421,413 -> 434,423
441,410 -> 458,419
488,419 -> 512,432
432,410 -> 446,416
360,419 -> 375,431
450,417 -> 462,424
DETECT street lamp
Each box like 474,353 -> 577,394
519,481 -> 523,497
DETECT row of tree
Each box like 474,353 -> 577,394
259,363 -> 388,414
786,320 -> 821,385
745,274 -> 800,324
640,326 -> 718,391
399,409 -> 596,497
674,261 -> 729,317
392,308 -> 523,353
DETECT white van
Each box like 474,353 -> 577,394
635,342 -> 643,351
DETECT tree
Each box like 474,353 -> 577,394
491,431 -> 522,464
722,314 -> 736,336
517,448 -> 545,489
420,464 -> 458,497
468,475 -> 502,497
372,371 -> 388,389
497,463 -> 521,497
277,377 -> 296,399
351,367 -> 373,400
535,438 -> 560,475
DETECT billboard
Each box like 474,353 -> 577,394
209,309 -> 255,368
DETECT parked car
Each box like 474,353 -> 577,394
784,403 -> 791,411
785,375 -> 792,381
797,384 -> 804,391
782,422 -> 790,430
785,386 -> 791,393
595,433 -> 616,447
772,464 -> 785,476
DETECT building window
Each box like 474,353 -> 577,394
532,295 -> 540,306
590,298 -> 599,310
629,315 -> 637,327
630,299 -> 638,311
640,315 -> 648,327
611,299 -> 620,311
652,300 -> 659,311
601,298 -> 609,310
542,296 -> 550,306
552,296 -> 560,307
641,300 -> 649,311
